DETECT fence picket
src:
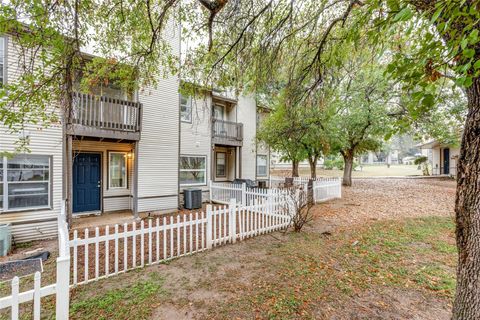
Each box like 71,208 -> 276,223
114,224 -> 119,274
156,218 -> 160,263
73,230 -> 78,285
95,227 -> 100,280
105,226 -> 110,276
123,223 -> 128,272
132,222 -> 137,268
84,229 -> 89,283
140,221 -> 145,267
11,277 -> 19,320
33,272 -> 41,320
148,219 -> 152,265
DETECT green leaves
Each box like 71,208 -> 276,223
393,7 -> 413,22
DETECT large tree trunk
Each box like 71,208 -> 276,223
291,160 -> 299,177
342,153 -> 354,186
308,156 -> 317,179
452,77 -> 480,320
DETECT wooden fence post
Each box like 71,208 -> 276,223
56,255 -> 71,319
241,183 -> 247,207
206,205 -> 213,249
229,199 -> 237,243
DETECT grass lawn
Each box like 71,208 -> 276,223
273,164 -> 424,177
207,216 -> 455,319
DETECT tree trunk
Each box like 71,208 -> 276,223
308,156 -> 317,179
292,160 -> 299,177
452,77 -> 480,320
342,154 -> 354,187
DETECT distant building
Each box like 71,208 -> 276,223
359,150 -> 399,165
417,140 -> 460,176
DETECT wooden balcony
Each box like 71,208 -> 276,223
67,92 -> 142,141
212,118 -> 243,147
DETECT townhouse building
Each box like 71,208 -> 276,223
0,33 -> 270,243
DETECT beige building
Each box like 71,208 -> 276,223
418,140 -> 460,176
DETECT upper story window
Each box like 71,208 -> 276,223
257,155 -> 268,177
213,104 -> 225,120
0,37 -> 5,86
180,94 -> 192,123
109,152 -> 127,189
1,155 -> 51,212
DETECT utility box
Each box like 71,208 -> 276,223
0,224 -> 12,257
184,189 -> 202,210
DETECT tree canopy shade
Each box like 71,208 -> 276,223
1,0 -> 480,318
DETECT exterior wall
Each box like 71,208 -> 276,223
0,35 -> 63,242
237,95 -> 258,180
72,140 -> 134,213
179,95 -> 212,203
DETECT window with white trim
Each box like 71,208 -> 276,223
180,94 -> 192,122
180,156 -> 206,186
109,152 -> 127,189
1,155 -> 51,211
216,152 -> 226,177
257,155 -> 268,177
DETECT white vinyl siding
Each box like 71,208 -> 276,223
179,94 -> 212,201
180,156 -> 207,186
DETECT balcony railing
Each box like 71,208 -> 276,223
71,92 -> 142,133
212,118 -> 243,145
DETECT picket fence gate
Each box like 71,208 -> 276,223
0,203 -> 70,320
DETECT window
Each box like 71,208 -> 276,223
1,155 -> 51,211
0,37 -> 4,86
216,152 -> 226,177
109,152 -> 127,189
257,155 -> 268,177
180,156 -> 206,186
180,94 -> 192,122
213,104 -> 225,120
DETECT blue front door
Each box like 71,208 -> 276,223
73,153 -> 101,213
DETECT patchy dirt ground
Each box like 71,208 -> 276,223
1,178 -> 457,320
147,178 -> 456,319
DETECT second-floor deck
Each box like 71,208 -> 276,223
67,92 -> 142,141
212,118 -> 243,147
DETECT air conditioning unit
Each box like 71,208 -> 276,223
0,224 -> 12,257
184,189 -> 202,210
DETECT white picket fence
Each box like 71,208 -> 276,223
209,182 -> 289,208
312,178 -> 342,202
69,199 -> 290,286
0,203 -> 70,320
211,178 -> 342,205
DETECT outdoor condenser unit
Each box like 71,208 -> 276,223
184,189 -> 202,210
0,224 -> 12,257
